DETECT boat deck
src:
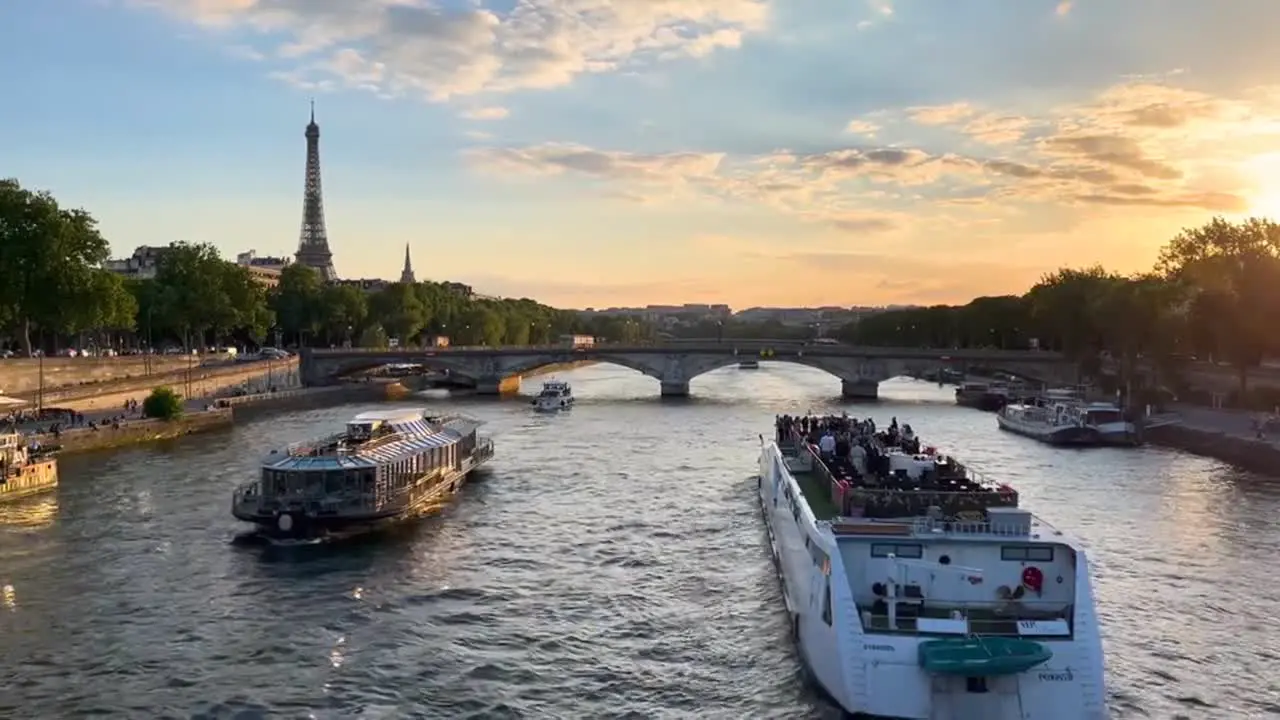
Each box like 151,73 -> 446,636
792,468 -> 842,520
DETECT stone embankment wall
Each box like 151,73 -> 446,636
1146,424 -> 1280,475
35,408 -> 234,454
217,384 -> 380,420
0,356 -> 194,394
34,359 -> 299,412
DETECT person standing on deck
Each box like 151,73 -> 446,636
819,430 -> 836,461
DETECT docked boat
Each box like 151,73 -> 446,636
997,389 -> 1138,446
759,414 -> 1108,719
531,380 -> 574,412
954,380 -> 1013,411
0,433 -> 58,503
739,360 -> 761,370
232,409 -> 494,542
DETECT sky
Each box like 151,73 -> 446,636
6,1 -> 1280,309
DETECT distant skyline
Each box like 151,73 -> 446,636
7,1 -> 1280,308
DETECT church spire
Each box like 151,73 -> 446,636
400,243 -> 416,284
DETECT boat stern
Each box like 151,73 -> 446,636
855,635 -> 1107,719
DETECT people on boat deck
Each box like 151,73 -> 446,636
773,413 -> 999,517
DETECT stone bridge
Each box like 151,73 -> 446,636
301,344 -> 1077,400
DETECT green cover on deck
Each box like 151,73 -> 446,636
917,636 -> 1052,676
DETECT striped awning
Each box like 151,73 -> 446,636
389,419 -> 435,436
358,432 -> 457,464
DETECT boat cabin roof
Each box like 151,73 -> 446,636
352,408 -> 432,423
263,411 -> 483,472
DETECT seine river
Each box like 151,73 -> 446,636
1,364 -> 1276,719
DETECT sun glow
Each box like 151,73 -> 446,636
1243,152 -> 1280,220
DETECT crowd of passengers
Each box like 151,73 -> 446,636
774,414 -> 1012,518
776,413 -> 923,477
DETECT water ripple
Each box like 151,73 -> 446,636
0,365 -> 1275,718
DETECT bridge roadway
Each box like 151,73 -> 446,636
301,343 -> 1076,400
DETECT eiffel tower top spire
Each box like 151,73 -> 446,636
400,243 -> 416,284
295,101 -> 336,281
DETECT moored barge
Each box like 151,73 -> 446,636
232,408 -> 494,542
0,432 -> 58,503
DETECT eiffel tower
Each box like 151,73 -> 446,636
294,101 -> 337,281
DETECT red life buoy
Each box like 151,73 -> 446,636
1022,566 -> 1044,593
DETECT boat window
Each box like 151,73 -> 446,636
871,543 -> 923,559
821,579 -> 832,626
1001,545 -> 1055,562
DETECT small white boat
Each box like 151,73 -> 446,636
531,380 -> 574,412
997,389 -> 1139,446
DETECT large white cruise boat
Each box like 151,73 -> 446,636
997,389 -> 1139,447
759,415 -> 1108,719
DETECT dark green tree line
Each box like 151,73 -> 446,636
835,216 -> 1280,395
0,179 -> 657,353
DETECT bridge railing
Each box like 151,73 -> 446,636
306,344 -> 1067,360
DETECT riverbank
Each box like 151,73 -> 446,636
1144,404 -> 1280,475
33,408 -> 235,454
16,358 -> 300,413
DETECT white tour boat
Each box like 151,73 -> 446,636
997,389 -> 1138,447
759,414 -> 1108,720
232,408 -> 493,542
531,380 -> 574,412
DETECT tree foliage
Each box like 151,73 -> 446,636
835,216 -> 1280,395
142,386 -> 184,420
0,177 -> 664,353
0,178 -> 113,352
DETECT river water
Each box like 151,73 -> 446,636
0,364 -> 1276,719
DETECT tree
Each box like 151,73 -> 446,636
270,263 -> 325,345
1156,217 -> 1280,394
358,323 -> 390,349
152,242 -> 235,348
143,386 -> 184,420
0,178 -> 111,353
319,284 -> 368,345
369,283 -> 426,343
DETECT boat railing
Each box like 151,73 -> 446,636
855,598 -> 1074,637
472,439 -> 495,464
799,440 -> 1018,518
909,516 -> 1031,537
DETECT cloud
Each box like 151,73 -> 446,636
134,0 -> 770,101
907,102 -> 976,126
465,76 -> 1280,233
844,119 -> 880,136
461,106 -> 510,121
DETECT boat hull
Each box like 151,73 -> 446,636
532,397 -> 574,412
0,459 -> 58,503
235,459 -> 488,542
956,390 -> 1007,412
997,414 -> 1139,447
757,440 -> 1111,719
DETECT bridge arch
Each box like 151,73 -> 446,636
300,346 -> 1075,399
